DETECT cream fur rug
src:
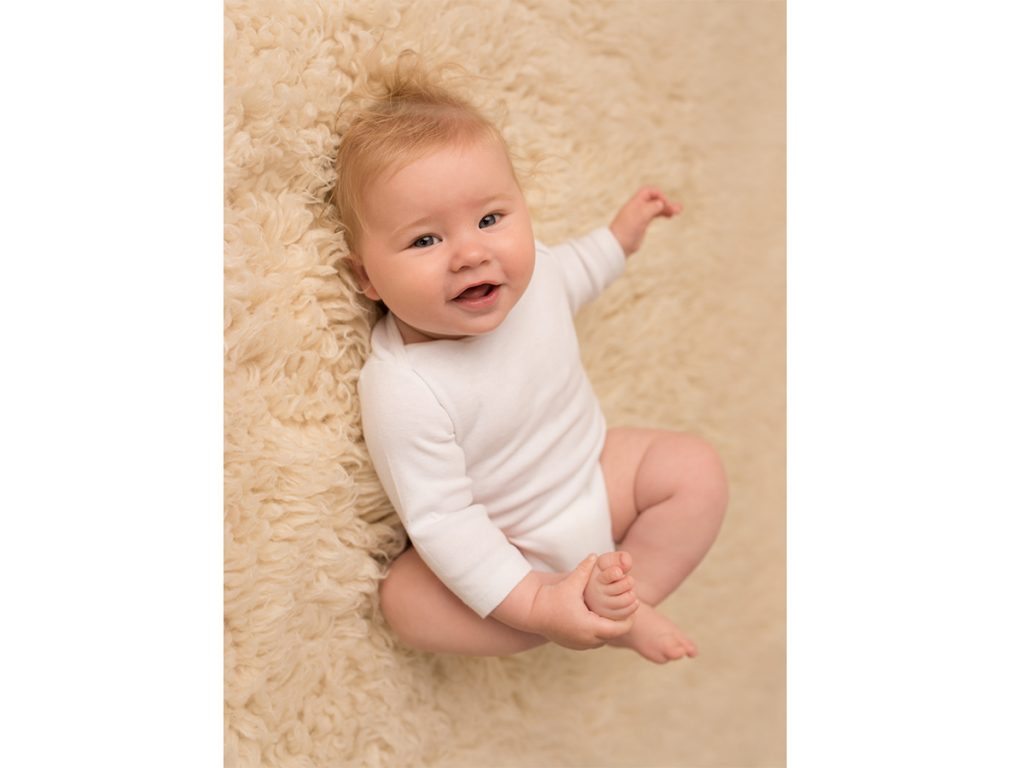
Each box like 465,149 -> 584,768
224,1 -> 785,765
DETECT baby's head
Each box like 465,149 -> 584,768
335,65 -> 535,344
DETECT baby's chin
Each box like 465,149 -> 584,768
438,318 -> 508,342
394,315 -> 506,344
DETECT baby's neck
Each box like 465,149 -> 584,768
393,313 -> 467,345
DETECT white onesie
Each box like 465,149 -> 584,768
359,227 -> 626,617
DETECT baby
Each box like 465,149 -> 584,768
337,67 -> 727,663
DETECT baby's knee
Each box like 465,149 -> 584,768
675,434 -> 729,517
377,552 -> 419,638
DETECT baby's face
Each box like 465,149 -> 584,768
353,137 -> 536,344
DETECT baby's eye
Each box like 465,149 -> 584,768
411,235 -> 439,248
479,213 -> 502,229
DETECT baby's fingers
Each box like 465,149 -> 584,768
638,188 -> 681,219
650,192 -> 682,217
638,195 -> 679,222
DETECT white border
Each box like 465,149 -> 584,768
2,4 -> 221,765
790,1 -> 1024,765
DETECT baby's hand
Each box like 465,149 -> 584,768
530,555 -> 635,650
609,186 -> 682,257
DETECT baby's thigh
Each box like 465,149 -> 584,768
600,427 -> 665,542
600,427 -> 725,542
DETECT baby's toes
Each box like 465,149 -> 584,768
666,629 -> 698,659
607,589 -> 638,611
680,634 -> 698,658
599,566 -> 625,584
603,574 -> 634,596
617,550 -> 633,575
596,552 -> 621,573
662,640 -> 690,663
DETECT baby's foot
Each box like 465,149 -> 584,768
606,603 -> 698,664
584,551 -> 639,621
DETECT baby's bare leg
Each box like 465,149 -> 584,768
601,427 -> 727,605
379,546 -> 549,656
598,427 -> 728,662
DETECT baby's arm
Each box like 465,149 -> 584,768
491,556 -> 633,649
609,186 -> 682,257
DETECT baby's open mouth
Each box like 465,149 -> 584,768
454,283 -> 498,301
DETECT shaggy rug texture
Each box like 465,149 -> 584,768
224,0 -> 785,765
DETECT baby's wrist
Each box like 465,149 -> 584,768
609,220 -> 627,251
491,570 -> 548,633
609,219 -> 638,257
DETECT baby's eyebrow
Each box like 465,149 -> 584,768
391,215 -> 434,239
474,193 -> 512,208
389,194 -> 513,238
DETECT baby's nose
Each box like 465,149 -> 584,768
451,239 -> 489,270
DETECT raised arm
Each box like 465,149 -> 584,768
609,185 -> 682,257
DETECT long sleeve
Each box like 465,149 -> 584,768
358,359 -> 533,618
545,226 -> 627,314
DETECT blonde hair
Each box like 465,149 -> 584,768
334,57 -> 514,254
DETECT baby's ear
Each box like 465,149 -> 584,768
346,254 -> 381,301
